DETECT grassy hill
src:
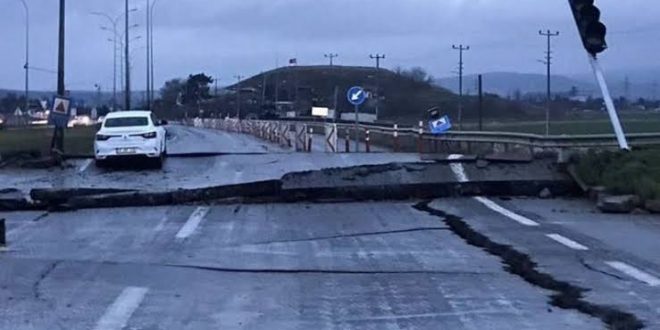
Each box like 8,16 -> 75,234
222,65 -> 537,124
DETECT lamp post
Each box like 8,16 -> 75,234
17,0 -> 29,113
148,0 -> 159,108
92,8 -> 137,111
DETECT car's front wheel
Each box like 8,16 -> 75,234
152,152 -> 164,169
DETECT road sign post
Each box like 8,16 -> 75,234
354,104 -> 359,152
347,86 -> 367,152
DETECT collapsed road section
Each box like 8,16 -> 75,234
1,158 -> 577,211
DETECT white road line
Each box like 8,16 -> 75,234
546,233 -> 589,251
446,153 -> 539,226
93,286 -> 149,330
153,214 -> 169,232
606,261 -> 660,287
175,206 -> 210,239
474,196 -> 540,226
447,154 -> 468,183
78,159 -> 93,173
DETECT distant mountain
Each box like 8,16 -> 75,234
436,72 -> 597,98
437,71 -> 660,100
569,67 -> 660,100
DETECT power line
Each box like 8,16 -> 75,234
452,44 -> 469,130
539,29 -> 559,136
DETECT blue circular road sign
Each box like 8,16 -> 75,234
347,86 -> 367,106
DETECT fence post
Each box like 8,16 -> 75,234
417,121 -> 424,154
0,219 -> 5,248
345,130 -> 350,153
393,124 -> 399,152
365,129 -> 371,153
307,127 -> 313,152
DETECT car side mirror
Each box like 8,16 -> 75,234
159,120 -> 168,126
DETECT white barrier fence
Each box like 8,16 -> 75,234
187,118 -> 660,154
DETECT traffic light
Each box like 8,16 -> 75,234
568,0 -> 608,56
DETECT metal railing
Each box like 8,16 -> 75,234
185,118 -> 660,153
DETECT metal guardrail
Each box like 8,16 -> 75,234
186,118 -> 660,152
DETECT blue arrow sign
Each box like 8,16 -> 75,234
347,86 -> 367,106
429,115 -> 452,134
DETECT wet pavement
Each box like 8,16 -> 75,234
1,126 -> 659,329
0,125 -> 421,193
0,201 -> 615,330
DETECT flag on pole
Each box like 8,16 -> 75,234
288,58 -> 297,66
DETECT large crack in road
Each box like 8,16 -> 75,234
413,201 -> 644,330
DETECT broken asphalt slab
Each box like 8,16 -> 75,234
6,159 -> 579,211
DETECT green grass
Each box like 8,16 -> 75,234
576,148 -> 660,201
463,118 -> 660,135
0,126 -> 96,156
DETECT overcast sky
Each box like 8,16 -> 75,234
1,0 -> 658,91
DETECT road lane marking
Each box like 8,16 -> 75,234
93,286 -> 148,330
606,261 -> 660,286
473,196 -> 540,226
175,206 -> 210,239
546,233 -> 589,251
446,154 -> 539,226
153,214 -> 169,232
448,154 -> 468,182
78,159 -> 93,173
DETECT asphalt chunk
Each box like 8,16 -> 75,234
413,201 -> 644,330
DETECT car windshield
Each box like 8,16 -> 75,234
104,117 -> 149,128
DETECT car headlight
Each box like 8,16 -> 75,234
96,134 -> 112,141
141,131 -> 157,139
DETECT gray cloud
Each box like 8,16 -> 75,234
1,0 -> 659,91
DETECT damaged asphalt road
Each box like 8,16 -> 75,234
2,156 -> 574,211
2,199 -> 658,329
2,126 -> 659,329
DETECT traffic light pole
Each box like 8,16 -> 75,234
589,55 -> 630,150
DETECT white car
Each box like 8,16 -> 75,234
94,111 -> 168,167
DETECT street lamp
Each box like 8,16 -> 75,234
16,0 -> 29,113
91,8 -> 137,111
148,0 -> 159,109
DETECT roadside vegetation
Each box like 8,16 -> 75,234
0,126 -> 95,157
469,115 -> 660,135
576,148 -> 660,201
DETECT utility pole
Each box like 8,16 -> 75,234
539,30 -> 559,136
234,75 -> 243,119
623,76 -> 631,102
17,0 -> 29,113
124,0 -> 131,110
478,74 -> 483,131
145,0 -> 151,110
452,44 -> 469,130
149,0 -> 158,109
324,53 -> 338,66
51,0 -> 65,152
369,54 -> 385,120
